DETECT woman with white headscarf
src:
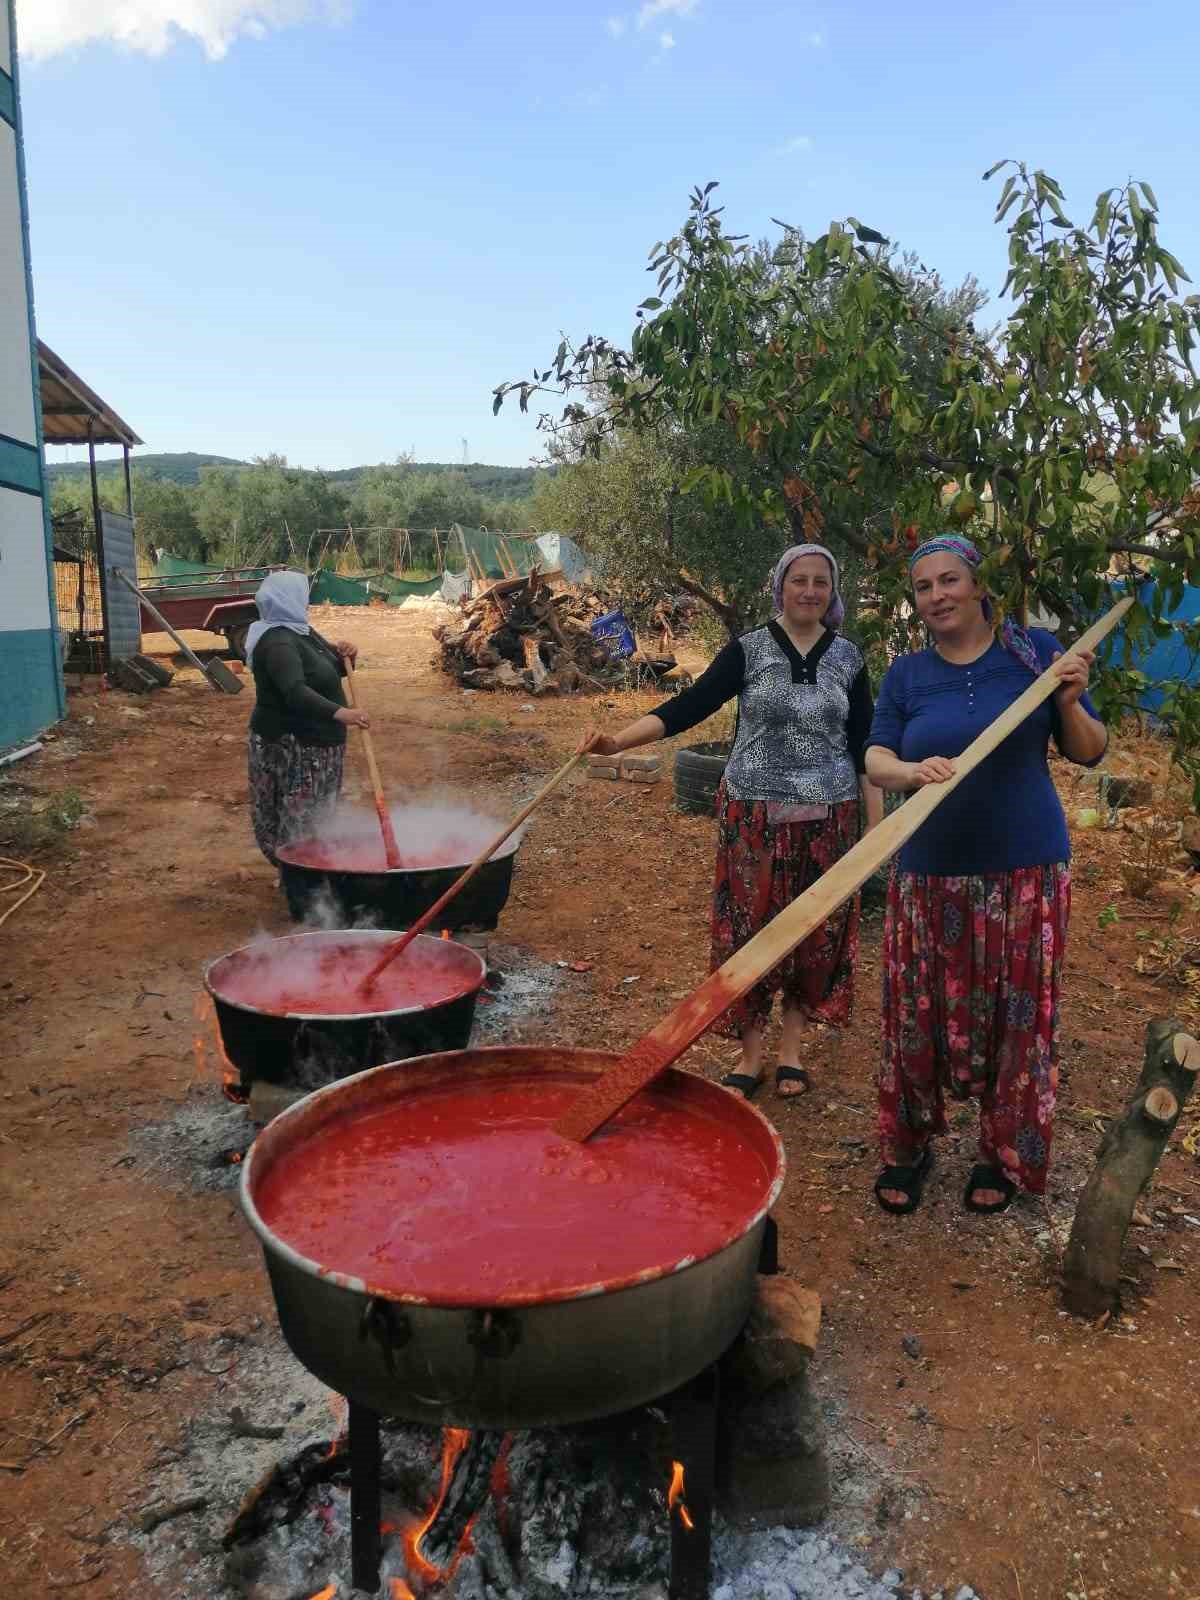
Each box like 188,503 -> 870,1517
245,570 -> 367,868
581,545 -> 883,1101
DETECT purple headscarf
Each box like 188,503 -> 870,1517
771,543 -> 845,631
909,534 -> 1041,677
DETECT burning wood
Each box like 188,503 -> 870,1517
668,1460 -> 694,1531
402,1427 -> 500,1583
431,573 -> 676,693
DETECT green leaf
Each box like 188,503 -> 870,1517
982,160 -> 1010,180
638,298 -> 664,311
1139,180 -> 1159,211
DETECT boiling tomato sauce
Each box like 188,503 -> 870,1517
280,833 -> 512,874
213,942 -> 478,1016
253,1075 -> 776,1303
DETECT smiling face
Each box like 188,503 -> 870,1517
780,554 -> 833,628
911,552 -> 986,638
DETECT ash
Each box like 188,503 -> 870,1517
133,1327 -> 980,1600
124,1085 -> 253,1193
472,942 -> 562,1045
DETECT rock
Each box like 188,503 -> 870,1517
901,1334 -> 923,1359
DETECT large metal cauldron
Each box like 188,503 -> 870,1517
276,832 -> 520,930
240,1047 -> 785,1428
205,930 -> 485,1091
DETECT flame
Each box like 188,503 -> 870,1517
389,1583 -> 416,1600
403,1427 -> 474,1583
668,1460 -> 694,1532
440,928 -> 450,939
324,1394 -> 349,1459
193,991 -> 249,1103
307,1586 -> 337,1600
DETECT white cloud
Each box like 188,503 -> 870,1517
16,0 -> 351,62
777,134 -> 813,154
604,14 -> 627,36
807,28 -> 825,46
659,29 -> 675,48
636,0 -> 698,30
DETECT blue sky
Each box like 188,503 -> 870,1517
17,0 -> 1200,471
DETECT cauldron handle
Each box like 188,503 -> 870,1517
360,1304 -> 522,1410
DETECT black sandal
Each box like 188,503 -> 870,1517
720,1071 -> 765,1101
775,1066 -> 812,1098
873,1146 -> 933,1215
963,1164 -> 1017,1214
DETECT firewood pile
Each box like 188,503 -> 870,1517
432,573 -> 678,694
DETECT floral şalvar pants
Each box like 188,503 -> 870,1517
248,732 -> 345,867
879,863 -> 1071,1195
710,783 -> 861,1040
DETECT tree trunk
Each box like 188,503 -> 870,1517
676,568 -> 745,638
1061,1020 -> 1200,1319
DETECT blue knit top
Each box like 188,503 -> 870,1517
867,629 -> 1105,876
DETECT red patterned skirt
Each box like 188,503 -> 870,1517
709,782 -> 861,1040
879,864 -> 1071,1196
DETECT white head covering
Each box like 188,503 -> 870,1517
246,570 -> 310,665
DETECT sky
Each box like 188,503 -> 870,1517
15,0 -> 1200,472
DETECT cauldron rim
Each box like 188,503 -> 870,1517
203,928 -> 486,1023
240,1045 -> 787,1310
276,826 -> 523,874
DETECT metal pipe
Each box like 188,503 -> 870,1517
349,1401 -> 382,1593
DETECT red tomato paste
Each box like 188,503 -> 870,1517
253,1075 -> 775,1303
212,940 -> 479,1016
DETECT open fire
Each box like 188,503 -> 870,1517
668,1459 -> 694,1532
193,991 -> 248,1104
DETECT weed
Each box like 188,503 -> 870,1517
448,714 -> 506,737
0,786 -> 87,856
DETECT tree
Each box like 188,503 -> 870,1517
496,167 -> 1200,779
193,455 -> 349,567
507,236 -> 986,640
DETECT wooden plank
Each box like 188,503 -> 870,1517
554,597 -> 1134,1142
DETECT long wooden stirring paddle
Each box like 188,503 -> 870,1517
341,657 -> 402,869
554,598 -> 1134,1143
360,744 -> 594,989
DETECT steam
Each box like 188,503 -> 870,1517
210,931 -> 480,1016
286,798 -> 525,872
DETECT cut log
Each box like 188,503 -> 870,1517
721,1280 -> 822,1398
1062,1019 -> 1200,1318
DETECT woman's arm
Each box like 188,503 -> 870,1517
578,640 -> 744,756
1052,649 -> 1108,765
860,773 -> 884,829
864,746 -> 957,791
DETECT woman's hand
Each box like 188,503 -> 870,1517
1052,648 -> 1093,709
335,706 -> 370,729
906,756 -> 957,787
576,730 -> 617,756
336,640 -> 359,666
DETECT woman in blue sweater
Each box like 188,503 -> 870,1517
865,536 -> 1107,1215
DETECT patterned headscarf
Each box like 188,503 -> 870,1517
908,534 -> 1041,677
246,570 -> 311,666
771,543 -> 845,631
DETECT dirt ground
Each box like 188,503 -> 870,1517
2,601 -> 1199,1600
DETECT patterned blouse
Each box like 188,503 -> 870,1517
653,622 -> 873,806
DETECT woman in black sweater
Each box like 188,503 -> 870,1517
245,571 -> 367,866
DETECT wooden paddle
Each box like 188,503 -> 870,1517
553,598 -> 1134,1143
341,657 -> 402,869
361,744 -> 594,989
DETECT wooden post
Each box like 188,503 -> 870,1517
1062,1020 -> 1200,1318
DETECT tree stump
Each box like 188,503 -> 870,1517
1062,1019 -> 1200,1318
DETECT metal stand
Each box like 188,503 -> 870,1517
668,1364 -> 719,1600
758,1214 -> 779,1276
349,1401 -> 382,1593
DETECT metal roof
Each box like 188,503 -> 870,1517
37,340 -> 142,448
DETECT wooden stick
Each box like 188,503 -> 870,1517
554,598 -> 1134,1142
362,746 -> 591,987
341,660 -> 402,869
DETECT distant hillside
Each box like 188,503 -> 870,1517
45,452 -> 546,498
46,451 -> 244,486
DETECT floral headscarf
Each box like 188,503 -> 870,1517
771,543 -> 845,631
908,534 -> 1041,676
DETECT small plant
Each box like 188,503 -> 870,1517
1098,903 -> 1120,930
0,785 -> 87,856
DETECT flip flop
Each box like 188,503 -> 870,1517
963,1163 -> 1017,1214
873,1146 -> 933,1215
720,1071 -> 765,1101
775,1066 -> 812,1098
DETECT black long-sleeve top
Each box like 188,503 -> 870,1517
652,621 -> 873,805
249,627 -> 348,746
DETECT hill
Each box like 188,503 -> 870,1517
45,452 -> 546,498
46,451 -> 244,486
